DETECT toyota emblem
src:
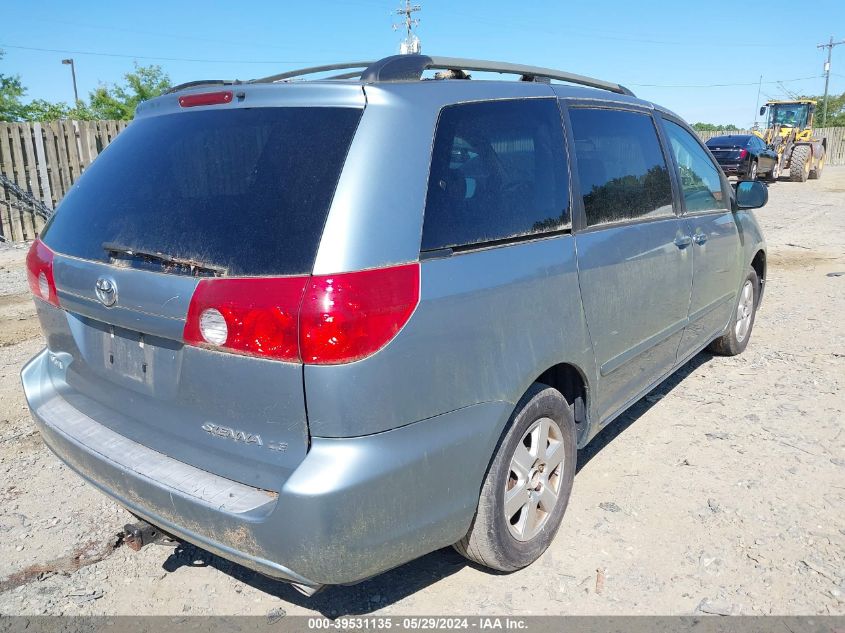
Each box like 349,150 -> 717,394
95,277 -> 118,307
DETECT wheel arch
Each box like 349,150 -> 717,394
751,249 -> 766,306
534,362 -> 591,446
469,361 -> 592,513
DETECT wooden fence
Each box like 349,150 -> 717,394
0,120 -> 126,242
1,120 -> 844,243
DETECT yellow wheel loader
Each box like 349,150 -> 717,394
755,100 -> 827,182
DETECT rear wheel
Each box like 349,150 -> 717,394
767,158 -> 780,182
454,384 -> 577,572
789,145 -> 811,182
708,268 -> 759,356
809,146 -> 825,180
748,160 -> 758,180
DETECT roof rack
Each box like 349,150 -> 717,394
360,55 -> 635,96
167,55 -> 633,97
250,62 -> 375,84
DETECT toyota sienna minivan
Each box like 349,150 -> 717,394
22,55 -> 768,596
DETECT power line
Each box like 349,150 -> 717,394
436,9 -> 808,49
0,43 -> 318,65
777,81 -> 800,99
20,17 -> 297,51
630,75 -> 822,89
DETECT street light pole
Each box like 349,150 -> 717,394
61,58 -> 78,104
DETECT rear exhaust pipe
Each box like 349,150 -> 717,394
122,520 -> 177,551
122,520 -> 323,596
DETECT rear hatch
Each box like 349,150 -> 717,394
707,140 -> 747,163
34,94 -> 363,491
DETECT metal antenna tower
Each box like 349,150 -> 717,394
393,1 -> 421,55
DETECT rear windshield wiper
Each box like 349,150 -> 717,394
103,243 -> 228,277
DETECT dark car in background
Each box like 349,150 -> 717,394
706,134 -> 779,180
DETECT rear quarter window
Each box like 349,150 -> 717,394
421,98 -> 570,251
41,107 -> 363,276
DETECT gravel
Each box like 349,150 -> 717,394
0,168 -> 843,616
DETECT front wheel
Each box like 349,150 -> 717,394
789,145 -> 811,182
454,384 -> 577,572
708,268 -> 759,356
809,147 -> 825,180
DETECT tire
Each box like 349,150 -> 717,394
708,268 -> 759,356
767,158 -> 780,182
454,383 -> 577,572
748,160 -> 758,180
809,146 -> 825,180
789,145 -> 811,182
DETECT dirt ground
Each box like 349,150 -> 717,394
0,169 -> 843,618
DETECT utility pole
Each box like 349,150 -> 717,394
61,58 -> 78,104
754,74 -> 762,129
817,36 -> 845,126
393,1 -> 421,55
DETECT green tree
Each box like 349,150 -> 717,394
807,92 -> 845,127
14,100 -> 96,122
88,63 -> 171,120
18,99 -> 70,121
692,122 -> 740,131
0,49 -> 27,121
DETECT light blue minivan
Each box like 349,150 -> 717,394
21,55 -> 768,595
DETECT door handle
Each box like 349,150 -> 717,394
674,235 -> 692,249
692,233 -> 708,245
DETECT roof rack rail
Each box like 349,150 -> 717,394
165,79 -> 242,95
360,55 -> 635,96
250,62 -> 375,84
240,55 -> 634,97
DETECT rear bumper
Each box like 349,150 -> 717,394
22,348 -> 512,586
716,161 -> 748,175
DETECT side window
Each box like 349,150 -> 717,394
663,119 -> 727,213
421,99 -> 569,251
568,108 -> 673,227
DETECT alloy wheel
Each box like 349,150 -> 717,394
505,417 -> 565,541
735,280 -> 754,343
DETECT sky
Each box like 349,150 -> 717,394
2,0 -> 845,127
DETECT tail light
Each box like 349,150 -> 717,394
299,264 -> 420,364
739,149 -> 749,159
184,277 -> 308,362
26,239 -> 59,307
183,263 -> 420,365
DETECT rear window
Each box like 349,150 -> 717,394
706,135 -> 751,146
421,99 -> 569,251
41,107 -> 362,276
